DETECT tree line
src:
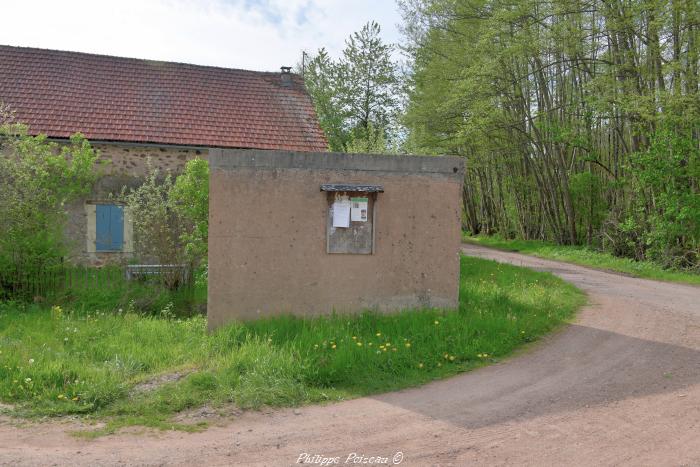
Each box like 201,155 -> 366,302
304,2 -> 699,271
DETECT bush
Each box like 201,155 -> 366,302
122,158 -> 209,290
0,117 -> 98,298
170,158 -> 209,262
122,163 -> 188,289
630,129 -> 700,270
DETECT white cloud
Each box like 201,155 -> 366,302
0,0 -> 402,71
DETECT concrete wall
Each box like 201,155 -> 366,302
64,143 -> 208,264
208,149 -> 464,328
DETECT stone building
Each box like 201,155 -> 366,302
0,45 -> 327,264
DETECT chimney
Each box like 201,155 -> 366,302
280,66 -> 292,86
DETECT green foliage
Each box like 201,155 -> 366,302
568,171 -> 609,243
302,49 -> 347,152
122,163 -> 185,275
629,128 -> 700,269
170,158 -> 209,262
0,120 -> 98,296
55,265 -> 206,317
0,256 -> 583,434
123,158 -> 210,285
303,21 -> 401,153
345,122 -> 396,154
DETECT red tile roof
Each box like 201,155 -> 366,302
0,45 -> 327,152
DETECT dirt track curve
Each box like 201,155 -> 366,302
2,244 -> 699,466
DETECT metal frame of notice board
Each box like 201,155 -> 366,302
321,184 -> 384,255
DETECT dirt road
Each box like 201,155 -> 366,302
2,244 -> 699,466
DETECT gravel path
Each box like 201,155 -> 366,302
2,244 -> 699,466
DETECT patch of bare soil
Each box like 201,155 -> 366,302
172,404 -> 242,426
2,244 -> 699,466
130,370 -> 194,395
0,403 -> 14,412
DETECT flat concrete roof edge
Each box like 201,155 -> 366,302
209,149 -> 465,177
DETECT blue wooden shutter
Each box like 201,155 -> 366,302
110,205 -> 124,250
95,204 -> 124,251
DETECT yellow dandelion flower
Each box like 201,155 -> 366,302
352,336 -> 357,340
368,342 -> 373,346
357,342 -> 363,347
376,332 -> 381,337
418,363 -> 424,368
405,343 -> 411,348
331,344 -> 336,349
434,320 -> 439,325
385,343 -> 391,347
449,356 -> 455,361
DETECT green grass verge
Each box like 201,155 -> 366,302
0,255 -> 585,436
464,234 -> 700,286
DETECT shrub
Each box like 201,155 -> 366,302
170,158 -> 209,263
123,158 -> 209,290
0,115 -> 98,298
122,163 -> 188,289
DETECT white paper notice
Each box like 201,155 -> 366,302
332,200 -> 351,228
351,197 -> 369,222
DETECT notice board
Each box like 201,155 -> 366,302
322,184 -> 382,255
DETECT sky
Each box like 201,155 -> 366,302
0,0 -> 403,72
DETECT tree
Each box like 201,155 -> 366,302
303,21 -> 402,153
302,48 -> 347,152
338,21 -> 401,151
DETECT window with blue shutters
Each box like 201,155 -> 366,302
95,204 -> 124,251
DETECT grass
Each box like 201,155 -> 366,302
6,264 -> 208,316
62,267 -> 208,317
0,255 -> 585,436
464,234 -> 700,286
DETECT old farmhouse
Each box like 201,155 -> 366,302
0,45 -> 327,264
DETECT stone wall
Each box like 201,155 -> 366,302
208,149 -> 464,328
94,143 -> 207,177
